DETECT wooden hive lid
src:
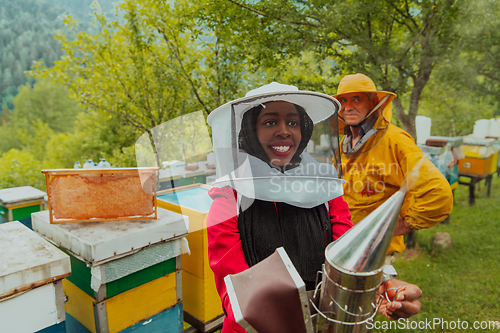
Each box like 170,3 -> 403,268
0,186 -> 46,205
0,221 -> 71,299
31,208 -> 188,265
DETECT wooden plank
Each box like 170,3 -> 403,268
203,270 -> 224,322
50,215 -> 157,224
12,203 -> 42,221
119,303 -> 183,333
182,270 -> 223,323
0,221 -> 71,299
0,273 -> 70,299
63,248 -> 177,300
5,200 -> 43,210
106,273 -> 178,333
41,167 -> 159,175
459,156 -> 492,177
0,186 -> 46,205
182,229 -> 205,277
32,209 -> 187,264
106,257 -> 176,299
63,279 -> 97,333
0,283 -> 62,333
63,249 -> 94,299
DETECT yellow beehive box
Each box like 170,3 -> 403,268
462,144 -> 492,158
157,184 -> 224,330
459,156 -> 493,177
64,274 -> 178,333
489,151 -> 499,174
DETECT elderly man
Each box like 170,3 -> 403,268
332,73 -> 453,254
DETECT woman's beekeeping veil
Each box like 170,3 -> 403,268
207,82 -> 345,209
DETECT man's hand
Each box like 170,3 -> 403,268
393,216 -> 413,236
378,279 -> 422,320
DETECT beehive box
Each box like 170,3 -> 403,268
0,186 -> 46,227
157,184 -> 224,332
425,136 -> 464,189
490,151 -> 499,174
459,137 -> 496,177
32,208 -> 188,333
459,156 -> 494,177
42,168 -> 158,223
0,221 -> 71,333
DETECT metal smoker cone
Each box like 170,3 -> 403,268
325,191 -> 406,272
315,191 -> 406,333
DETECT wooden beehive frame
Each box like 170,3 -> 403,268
42,168 -> 159,224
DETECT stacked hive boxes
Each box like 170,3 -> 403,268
425,137 -> 464,189
0,221 -> 71,333
32,168 -> 189,333
0,186 -> 46,227
459,137 -> 498,177
157,184 -> 224,332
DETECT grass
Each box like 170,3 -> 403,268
377,174 -> 500,332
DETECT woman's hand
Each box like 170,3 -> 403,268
378,279 -> 422,320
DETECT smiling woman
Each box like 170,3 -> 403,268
205,82 -> 354,333
255,101 -> 302,167
238,100 -> 312,171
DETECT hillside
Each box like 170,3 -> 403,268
0,0 -> 116,112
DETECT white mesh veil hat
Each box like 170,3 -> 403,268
207,82 -> 345,209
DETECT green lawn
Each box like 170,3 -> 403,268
377,174 -> 500,332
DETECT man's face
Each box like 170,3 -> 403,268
255,101 -> 302,166
338,92 -> 378,126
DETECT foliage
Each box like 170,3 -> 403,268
0,149 -> 46,190
458,0 -> 500,117
419,70 -> 496,137
200,0 -> 467,138
0,0 -> 65,109
0,0 -> 119,110
13,80 -> 83,132
0,80 -> 84,154
32,0 -> 253,167
62,108 -> 140,167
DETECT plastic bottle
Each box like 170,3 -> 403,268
74,161 -> 81,169
83,159 -> 94,169
98,158 -> 111,168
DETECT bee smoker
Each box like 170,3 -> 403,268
311,191 -> 405,333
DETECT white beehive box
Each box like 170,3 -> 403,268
0,221 -> 71,333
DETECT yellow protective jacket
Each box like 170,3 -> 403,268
339,106 -> 453,254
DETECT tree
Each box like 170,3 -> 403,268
459,0 -> 500,117
32,0 -> 252,168
1,105 -> 10,125
0,149 -> 46,190
200,0 -> 465,138
419,76 -> 495,137
11,79 -> 83,134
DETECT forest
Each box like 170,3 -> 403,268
1,0 -> 500,190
